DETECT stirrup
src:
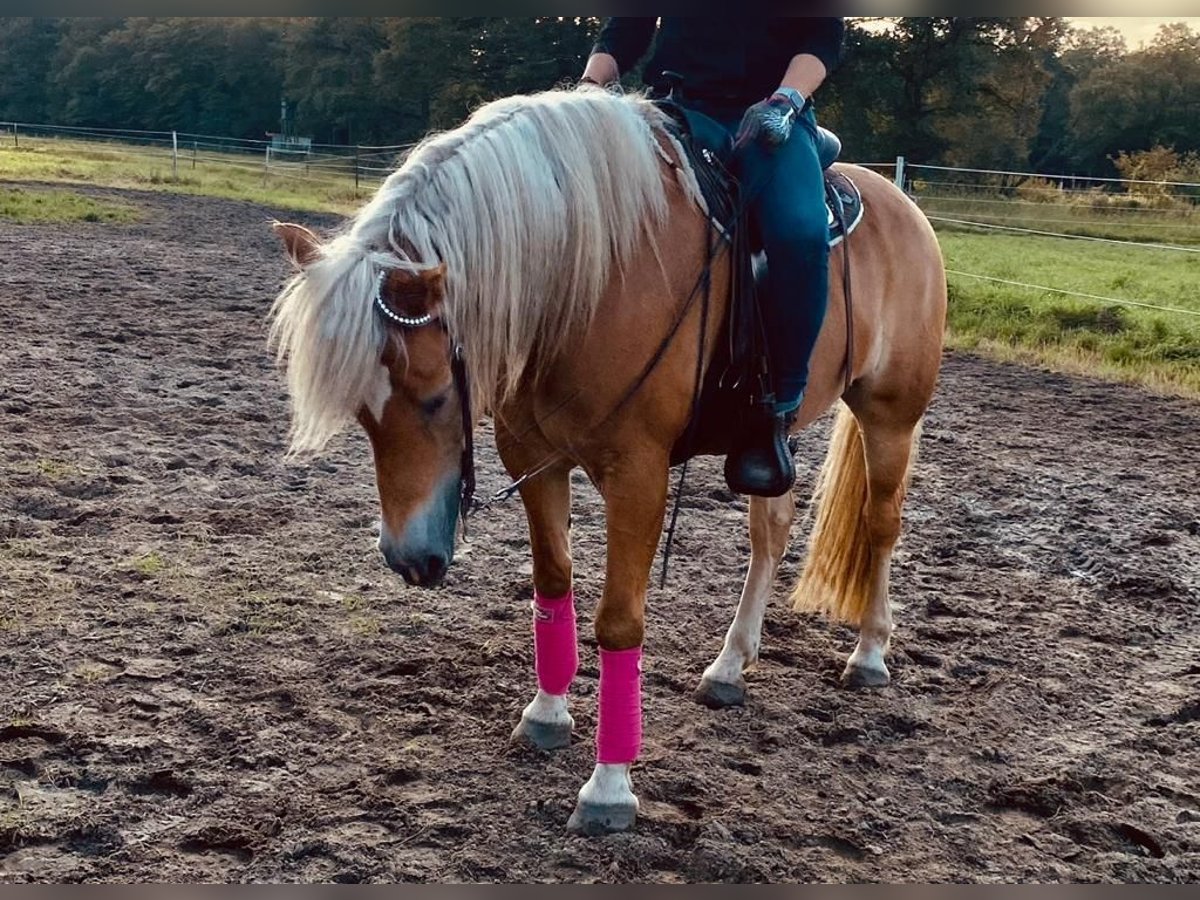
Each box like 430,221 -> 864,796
723,411 -> 795,497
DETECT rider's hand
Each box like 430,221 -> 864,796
579,53 -> 620,91
735,89 -> 806,150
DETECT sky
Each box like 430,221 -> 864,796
1066,17 -> 1200,45
855,17 -> 1198,48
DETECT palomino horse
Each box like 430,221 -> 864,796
269,88 -> 945,834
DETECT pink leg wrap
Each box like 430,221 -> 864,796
596,646 -> 643,765
533,591 -> 577,696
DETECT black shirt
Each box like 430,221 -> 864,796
593,17 -> 845,115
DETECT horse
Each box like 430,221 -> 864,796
268,87 -> 946,834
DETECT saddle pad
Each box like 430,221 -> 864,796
825,169 -> 864,248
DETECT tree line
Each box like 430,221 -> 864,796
1,17 -> 1197,176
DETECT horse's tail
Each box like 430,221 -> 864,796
792,403 -> 887,625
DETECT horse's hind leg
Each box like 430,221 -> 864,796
844,412 -> 920,686
793,403 -> 921,687
696,491 -> 795,708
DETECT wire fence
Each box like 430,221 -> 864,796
0,120 -> 415,190
879,158 -> 1200,323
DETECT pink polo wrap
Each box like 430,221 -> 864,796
596,646 -> 643,765
532,591 -> 577,696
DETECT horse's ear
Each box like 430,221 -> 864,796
272,221 -> 321,269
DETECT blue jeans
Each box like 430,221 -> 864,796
716,105 -> 830,415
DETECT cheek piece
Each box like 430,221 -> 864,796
596,646 -> 643,765
532,591 -> 578,696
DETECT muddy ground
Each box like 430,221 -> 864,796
0,185 -> 1197,883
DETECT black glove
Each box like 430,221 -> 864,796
735,90 -> 805,150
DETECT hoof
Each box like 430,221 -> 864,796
567,801 -> 638,835
510,715 -> 573,751
694,677 -> 746,709
842,662 -> 890,689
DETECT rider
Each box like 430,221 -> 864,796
582,17 -> 845,497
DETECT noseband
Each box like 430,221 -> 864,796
374,273 -> 476,530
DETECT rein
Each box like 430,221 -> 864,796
450,342 -> 476,531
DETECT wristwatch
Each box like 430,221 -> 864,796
772,87 -> 808,113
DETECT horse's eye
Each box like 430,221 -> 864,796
419,391 -> 450,419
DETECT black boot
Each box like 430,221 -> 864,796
723,407 -> 796,497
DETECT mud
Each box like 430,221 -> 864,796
1,186 -> 1197,882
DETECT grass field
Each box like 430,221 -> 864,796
2,132 -> 1197,395
0,185 -> 139,224
935,228 -> 1200,395
0,135 -> 379,214
917,186 -> 1200,247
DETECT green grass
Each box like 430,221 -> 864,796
0,135 -> 376,214
919,190 -> 1200,247
129,552 -> 167,577
33,458 -> 85,480
937,228 -> 1200,396
0,185 -> 139,224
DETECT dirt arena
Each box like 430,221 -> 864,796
1,185 -> 1197,883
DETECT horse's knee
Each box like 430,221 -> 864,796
533,552 -> 573,600
594,605 -> 644,652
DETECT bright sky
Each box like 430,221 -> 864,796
856,17 -> 1198,48
1066,17 -> 1200,45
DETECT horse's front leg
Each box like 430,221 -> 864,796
505,455 -> 578,751
567,450 -> 669,834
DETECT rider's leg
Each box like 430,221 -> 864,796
724,106 -> 830,497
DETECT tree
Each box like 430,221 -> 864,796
825,17 -> 1064,169
283,17 -> 387,144
3,16 -> 1194,175
1069,23 -> 1200,174
0,18 -> 63,123
50,19 -> 146,128
935,18 -> 1067,169
820,23 -> 906,164
372,17 -> 601,142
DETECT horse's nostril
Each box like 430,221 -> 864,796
424,555 -> 447,584
380,545 -> 448,588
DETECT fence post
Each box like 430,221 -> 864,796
894,155 -> 906,191
13,123 -> 18,149
172,130 -> 178,180
354,146 -> 360,194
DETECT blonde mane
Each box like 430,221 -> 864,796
268,88 -> 680,453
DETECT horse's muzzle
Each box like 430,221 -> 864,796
377,472 -> 460,589
383,547 -> 449,588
